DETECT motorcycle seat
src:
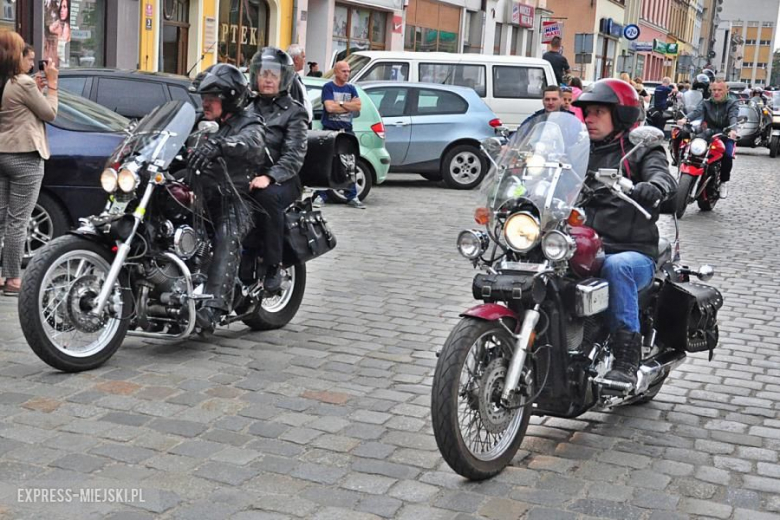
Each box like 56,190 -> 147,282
657,238 -> 672,266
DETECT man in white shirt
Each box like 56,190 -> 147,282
287,44 -> 313,123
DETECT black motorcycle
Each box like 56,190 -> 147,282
19,101 -> 343,372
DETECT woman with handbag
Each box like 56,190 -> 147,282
0,30 -> 58,296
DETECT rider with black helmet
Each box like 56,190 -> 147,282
187,63 -> 265,331
243,47 -> 308,293
572,78 -> 677,388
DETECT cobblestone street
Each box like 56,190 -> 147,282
1,147 -> 780,520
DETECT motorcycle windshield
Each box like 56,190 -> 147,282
480,112 -> 590,230
772,92 -> 780,110
739,104 -> 759,123
107,101 -> 197,170
682,90 -> 703,115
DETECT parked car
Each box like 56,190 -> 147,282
58,69 -> 201,119
328,51 -> 556,129
303,77 -> 390,201
27,91 -> 129,260
361,81 -> 502,189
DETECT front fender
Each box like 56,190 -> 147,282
680,163 -> 704,176
461,303 -> 520,322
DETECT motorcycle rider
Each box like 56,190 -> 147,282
244,47 -> 308,292
670,73 -> 712,165
187,63 -> 266,331
572,79 -> 677,387
677,77 -> 739,198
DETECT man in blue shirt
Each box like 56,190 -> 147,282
313,61 -> 365,209
647,77 -> 676,130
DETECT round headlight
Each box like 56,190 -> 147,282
690,138 -> 708,156
457,230 -> 487,259
100,168 -> 118,193
541,230 -> 576,262
117,167 -> 140,193
503,213 -> 541,252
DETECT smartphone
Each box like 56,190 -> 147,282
38,60 -> 46,71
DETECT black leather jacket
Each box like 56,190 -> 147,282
249,94 -> 308,185
686,97 -> 739,132
583,135 -> 677,258
206,109 -> 266,189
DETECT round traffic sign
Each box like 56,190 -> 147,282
623,24 -> 640,41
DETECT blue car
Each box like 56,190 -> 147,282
29,91 -> 128,260
361,82 -> 503,189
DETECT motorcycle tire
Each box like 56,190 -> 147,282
242,263 -> 306,331
431,317 -> 532,480
674,173 -> 695,219
19,235 -> 130,372
770,135 -> 779,158
697,166 -> 720,212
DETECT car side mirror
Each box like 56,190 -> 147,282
628,126 -> 665,147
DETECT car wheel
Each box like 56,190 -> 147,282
327,158 -> 374,202
441,144 -> 486,190
23,192 -> 70,265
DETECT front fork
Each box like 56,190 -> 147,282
91,182 -> 157,316
500,305 -> 541,405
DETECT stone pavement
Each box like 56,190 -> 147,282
0,148 -> 779,519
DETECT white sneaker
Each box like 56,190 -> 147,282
719,184 -> 728,199
347,199 -> 366,209
312,195 -> 325,208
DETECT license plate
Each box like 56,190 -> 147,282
498,261 -> 548,274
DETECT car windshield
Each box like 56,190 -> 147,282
322,54 -> 370,79
51,91 -> 129,133
107,101 -> 196,170
480,112 -> 590,230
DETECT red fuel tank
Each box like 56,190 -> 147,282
569,225 -> 605,278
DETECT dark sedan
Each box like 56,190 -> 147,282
28,91 -> 128,260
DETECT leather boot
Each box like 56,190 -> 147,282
264,264 -> 283,293
605,327 -> 641,386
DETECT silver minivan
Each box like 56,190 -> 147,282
326,51 -> 557,129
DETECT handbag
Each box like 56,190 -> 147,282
282,198 -> 337,265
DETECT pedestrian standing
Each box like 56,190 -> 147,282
285,43 -> 313,124
543,36 -> 570,86
0,30 -> 58,296
307,62 -> 322,77
313,61 -> 365,209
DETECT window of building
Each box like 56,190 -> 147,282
760,40 -> 771,46
405,0 -> 460,53
218,0 -> 270,68
758,62 -> 767,69
748,21 -> 759,27
333,5 -> 389,61
404,25 -> 457,52
745,39 -> 756,45
492,65 -> 547,99
419,63 -> 486,96
744,62 -> 753,67
762,21 -> 774,27
414,88 -> 468,115
1,0 -> 14,32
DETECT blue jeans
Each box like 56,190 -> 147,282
601,252 -> 655,333
314,183 -> 358,202
721,138 -> 735,183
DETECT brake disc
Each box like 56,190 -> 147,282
478,358 -> 521,434
66,275 -> 107,333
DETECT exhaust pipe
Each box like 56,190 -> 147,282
636,349 -> 686,394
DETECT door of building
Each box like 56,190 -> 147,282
162,0 -> 190,75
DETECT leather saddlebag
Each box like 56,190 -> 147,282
298,130 -> 358,190
282,198 -> 337,265
656,280 -> 723,359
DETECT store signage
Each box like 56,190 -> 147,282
666,42 -> 679,55
632,41 -> 653,52
145,3 -> 152,16
599,18 -> 622,38
512,3 -> 534,29
541,21 -> 562,43
653,39 -> 667,53
221,24 -> 260,45
392,15 -> 403,34
145,17 -> 152,30
204,17 -> 216,52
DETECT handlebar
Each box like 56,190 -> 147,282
592,169 -> 652,220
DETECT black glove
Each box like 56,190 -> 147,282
188,138 -> 222,172
631,182 -> 663,209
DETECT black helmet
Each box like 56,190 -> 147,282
192,63 -> 249,114
702,68 -> 715,82
571,78 -> 642,132
249,47 -> 296,96
692,73 -> 710,91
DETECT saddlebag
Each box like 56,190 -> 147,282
472,273 -> 544,303
282,199 -> 337,265
298,131 -> 358,190
656,280 -> 723,359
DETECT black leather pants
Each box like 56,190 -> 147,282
204,201 -> 243,311
244,180 -> 301,267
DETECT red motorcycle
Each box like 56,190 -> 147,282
671,118 -> 742,218
431,115 -> 723,480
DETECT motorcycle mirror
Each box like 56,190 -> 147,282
697,265 -> 715,282
481,137 -> 503,160
198,121 -> 220,134
628,126 -> 665,147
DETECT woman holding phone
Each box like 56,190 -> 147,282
0,30 -> 58,295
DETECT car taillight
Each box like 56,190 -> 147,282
489,118 -> 502,128
371,122 -> 386,139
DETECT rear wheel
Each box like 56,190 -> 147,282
327,159 -> 373,202
242,263 -> 306,330
674,173 -> 695,219
441,145 -> 486,190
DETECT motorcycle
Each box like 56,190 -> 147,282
671,117 -> 744,219
430,113 -> 723,480
769,91 -> 780,158
669,89 -> 704,166
735,97 -> 772,149
19,101 -> 339,372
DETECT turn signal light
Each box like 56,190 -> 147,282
567,208 -> 586,226
474,207 -> 490,225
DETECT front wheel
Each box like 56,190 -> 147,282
431,317 -> 532,480
242,263 -> 306,330
697,165 -> 721,212
674,173 -> 695,218
19,235 -> 129,372
770,135 -> 779,158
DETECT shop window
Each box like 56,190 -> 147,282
333,4 -> 389,62
362,62 -> 409,82
405,25 -> 459,53
218,0 -> 270,68
414,88 -> 467,115
492,66 -> 547,99
44,0 -> 106,68
419,63 -> 486,97
367,87 -> 408,117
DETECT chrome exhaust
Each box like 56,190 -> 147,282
635,349 -> 686,394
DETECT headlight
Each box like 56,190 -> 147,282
689,138 -> 708,156
100,168 -> 118,193
117,167 -> 140,193
457,230 -> 488,259
541,230 -> 577,262
503,212 -> 541,252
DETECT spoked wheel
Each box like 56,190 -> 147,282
242,263 -> 306,330
19,236 -> 129,372
431,317 -> 532,480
